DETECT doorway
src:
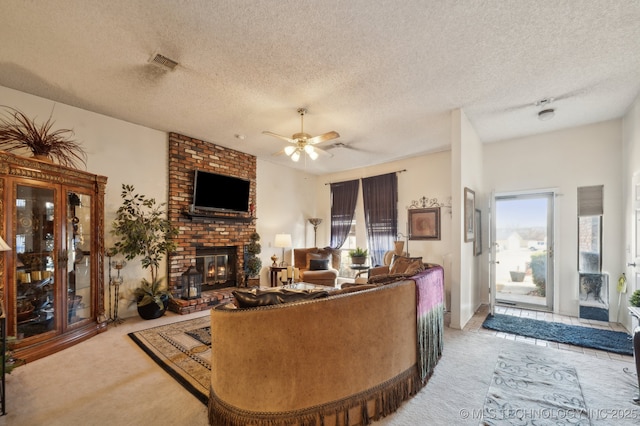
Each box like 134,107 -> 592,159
492,191 -> 554,311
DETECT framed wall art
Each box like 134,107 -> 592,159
408,207 -> 440,240
474,209 -> 482,255
464,187 -> 475,242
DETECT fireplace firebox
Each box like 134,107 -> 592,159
195,246 -> 237,290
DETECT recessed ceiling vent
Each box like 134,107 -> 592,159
148,53 -> 179,71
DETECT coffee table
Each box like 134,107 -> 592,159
281,282 -> 336,291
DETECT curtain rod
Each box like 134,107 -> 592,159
324,169 -> 407,185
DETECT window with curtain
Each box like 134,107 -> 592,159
330,179 -> 359,249
578,185 -> 603,272
362,172 -> 398,265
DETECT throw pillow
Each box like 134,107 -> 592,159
306,252 -> 331,269
309,259 -> 330,270
389,255 -> 423,274
404,259 -> 425,275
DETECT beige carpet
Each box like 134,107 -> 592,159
377,330 -> 639,425
1,311 -> 637,426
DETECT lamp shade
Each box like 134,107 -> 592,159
0,236 -> 11,251
274,234 -> 292,248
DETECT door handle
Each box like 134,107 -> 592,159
628,262 -> 637,267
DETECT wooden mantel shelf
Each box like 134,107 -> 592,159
181,211 -> 255,223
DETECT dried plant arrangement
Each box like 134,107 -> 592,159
0,105 -> 87,168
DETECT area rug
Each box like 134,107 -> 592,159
128,316 -> 211,404
482,314 -> 633,356
483,352 -> 589,425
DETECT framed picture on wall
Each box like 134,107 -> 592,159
464,187 -> 475,242
408,207 -> 441,240
474,209 -> 482,255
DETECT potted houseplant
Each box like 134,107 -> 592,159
509,266 -> 525,282
244,232 -> 262,284
349,247 -> 368,265
111,184 -> 178,319
0,105 -> 87,168
630,289 -> 640,307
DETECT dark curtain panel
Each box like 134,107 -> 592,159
362,173 -> 398,265
330,179 -> 360,249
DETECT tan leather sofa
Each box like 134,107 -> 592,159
208,267 -> 445,426
292,247 -> 341,286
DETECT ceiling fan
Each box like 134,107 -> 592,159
497,86 -> 593,120
263,108 -> 340,162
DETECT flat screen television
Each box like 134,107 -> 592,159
192,170 -> 250,213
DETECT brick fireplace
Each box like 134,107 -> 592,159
166,132 -> 256,314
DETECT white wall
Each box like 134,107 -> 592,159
622,95 -> 640,332
451,109 -> 484,329
1,85 -> 169,318
256,160 -> 318,284
484,120 -> 623,320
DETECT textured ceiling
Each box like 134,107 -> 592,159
0,1 -> 639,174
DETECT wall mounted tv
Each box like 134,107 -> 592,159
192,170 -> 250,213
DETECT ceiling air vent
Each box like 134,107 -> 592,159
148,53 -> 179,71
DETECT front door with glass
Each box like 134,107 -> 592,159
492,192 -> 555,311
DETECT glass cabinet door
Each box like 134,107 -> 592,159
66,191 -> 92,325
15,184 -> 56,339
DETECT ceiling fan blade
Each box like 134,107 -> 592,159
307,131 -> 340,145
262,131 -> 295,144
314,146 -> 334,158
271,149 -> 286,157
325,142 -> 369,153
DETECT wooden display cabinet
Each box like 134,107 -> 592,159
0,151 -> 107,362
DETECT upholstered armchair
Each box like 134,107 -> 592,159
293,247 -> 341,287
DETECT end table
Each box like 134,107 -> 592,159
270,266 -> 287,287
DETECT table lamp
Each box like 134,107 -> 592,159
274,234 -> 292,267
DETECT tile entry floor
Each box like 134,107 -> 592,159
461,304 -> 635,363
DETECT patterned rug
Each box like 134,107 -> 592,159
128,316 -> 211,404
483,352 -> 589,425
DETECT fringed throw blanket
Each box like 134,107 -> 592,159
413,265 -> 445,382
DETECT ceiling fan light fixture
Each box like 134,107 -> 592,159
538,108 -> 555,121
284,145 -> 296,156
304,144 -> 315,154
291,150 -> 301,162
308,150 -> 319,161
